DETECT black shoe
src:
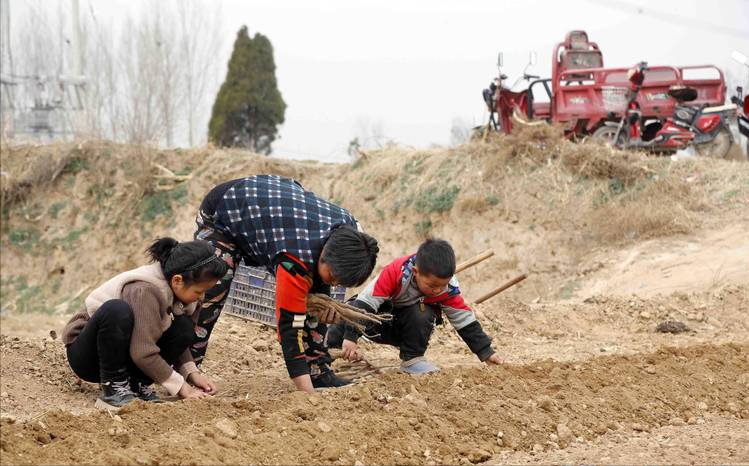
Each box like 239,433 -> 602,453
311,370 -> 352,389
130,379 -> 161,402
95,379 -> 137,410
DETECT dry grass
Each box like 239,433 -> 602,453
1,144 -> 80,208
340,124 -> 749,250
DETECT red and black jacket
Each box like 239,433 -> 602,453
348,254 -> 496,361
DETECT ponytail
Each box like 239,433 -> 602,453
147,237 -> 180,267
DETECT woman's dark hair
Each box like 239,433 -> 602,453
321,225 -> 379,287
415,238 -> 456,278
147,237 -> 228,285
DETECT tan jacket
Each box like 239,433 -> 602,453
63,263 -> 200,395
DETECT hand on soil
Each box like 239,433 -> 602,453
179,382 -> 210,399
341,339 -> 362,361
188,372 -> 219,395
484,353 -> 504,365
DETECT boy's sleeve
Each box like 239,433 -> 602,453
344,260 -> 401,342
441,278 -> 496,362
273,254 -> 313,379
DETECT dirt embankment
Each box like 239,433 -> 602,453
2,130 -> 749,315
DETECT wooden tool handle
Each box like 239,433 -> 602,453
474,273 -> 528,304
456,249 -> 495,274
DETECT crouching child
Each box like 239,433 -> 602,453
62,238 -> 227,410
327,238 -> 502,373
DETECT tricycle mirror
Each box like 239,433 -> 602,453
732,50 -> 747,65
497,52 -> 503,67
530,51 -> 537,66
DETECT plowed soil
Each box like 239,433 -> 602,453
2,284 -> 748,465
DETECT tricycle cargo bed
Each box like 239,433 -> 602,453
552,65 -> 726,128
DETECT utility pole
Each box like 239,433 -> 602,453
0,0 -> 16,136
71,0 -> 82,78
0,0 -> 12,76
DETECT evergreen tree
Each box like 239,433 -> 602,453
208,26 -> 286,154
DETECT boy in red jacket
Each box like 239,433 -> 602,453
328,238 -> 502,373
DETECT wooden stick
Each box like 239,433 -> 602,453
474,273 -> 528,304
456,249 -> 495,274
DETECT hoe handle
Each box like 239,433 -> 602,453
456,249 -> 495,274
475,273 -> 528,304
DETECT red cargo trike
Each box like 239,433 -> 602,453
480,30 -> 736,157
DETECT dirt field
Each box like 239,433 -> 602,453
1,133 -> 748,465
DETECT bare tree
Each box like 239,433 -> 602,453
6,0 -> 224,147
150,3 -> 181,147
177,0 -> 223,146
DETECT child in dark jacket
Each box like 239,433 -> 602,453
192,175 -> 379,393
328,238 -> 502,374
62,238 -> 228,410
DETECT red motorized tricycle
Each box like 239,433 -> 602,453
594,61 -> 736,156
480,31 -> 737,158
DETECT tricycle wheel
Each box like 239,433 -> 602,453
592,125 -> 625,147
695,128 -> 732,159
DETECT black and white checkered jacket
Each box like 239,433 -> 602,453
205,175 -> 358,272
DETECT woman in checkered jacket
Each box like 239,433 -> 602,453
192,175 -> 379,393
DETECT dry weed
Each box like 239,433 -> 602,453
1,143 -> 81,208
559,141 -> 652,185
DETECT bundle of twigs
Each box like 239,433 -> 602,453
306,294 -> 391,332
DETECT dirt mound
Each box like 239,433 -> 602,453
1,341 -> 747,465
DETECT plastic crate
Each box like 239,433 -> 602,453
222,262 -> 346,327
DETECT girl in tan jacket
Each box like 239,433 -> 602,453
63,237 -> 228,410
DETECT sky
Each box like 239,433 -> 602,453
10,0 -> 749,161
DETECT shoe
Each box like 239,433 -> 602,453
400,357 -> 439,375
95,379 -> 137,411
311,370 -> 352,389
130,379 -> 161,402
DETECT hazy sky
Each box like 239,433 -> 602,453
14,0 -> 749,161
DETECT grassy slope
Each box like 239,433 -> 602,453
1,129 -> 748,314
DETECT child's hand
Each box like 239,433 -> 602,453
484,353 -> 504,365
178,382 -> 210,399
188,372 -> 218,395
341,339 -> 361,361
315,307 -> 342,325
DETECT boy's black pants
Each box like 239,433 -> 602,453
66,299 -> 195,384
328,302 -> 437,361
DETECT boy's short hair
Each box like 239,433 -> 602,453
415,238 -> 456,278
321,225 -> 379,287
